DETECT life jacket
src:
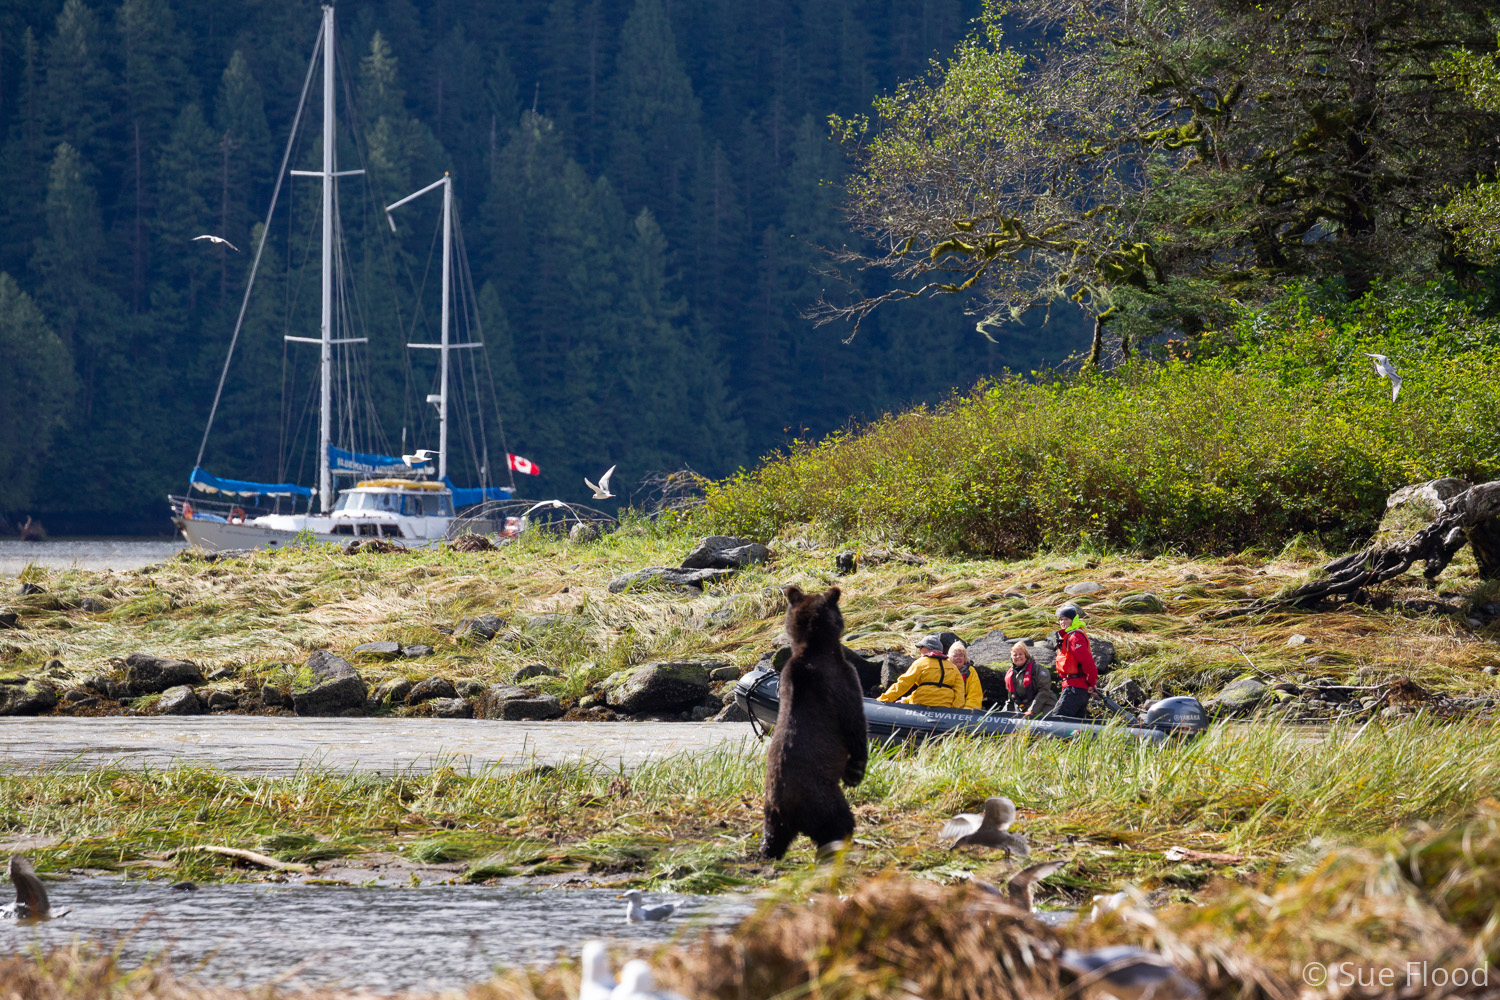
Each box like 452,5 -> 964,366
1053,624 -> 1097,688
1005,659 -> 1035,696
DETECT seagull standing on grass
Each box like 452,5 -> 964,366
618,888 -> 677,922
1363,353 -> 1402,401
939,796 -> 1029,855
192,234 -> 240,252
586,465 -> 616,500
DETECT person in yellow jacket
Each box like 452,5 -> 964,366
878,634 -> 984,710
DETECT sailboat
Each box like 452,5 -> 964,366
170,6 -> 509,551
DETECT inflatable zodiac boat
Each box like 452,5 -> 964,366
732,666 -> 1207,744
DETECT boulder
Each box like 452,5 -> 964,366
205,689 -> 238,712
76,596 -> 108,613
569,522 -> 601,544
17,583 -> 44,596
970,663 -> 1009,708
428,697 -> 474,719
1064,581 -> 1102,595
476,684 -> 564,720
1286,634 -> 1310,646
966,629 -> 1016,668
351,641 -> 402,660
1106,677 -> 1147,706
0,679 -> 56,716
1207,678 -> 1268,716
515,664 -> 558,682
602,661 -> 713,714
401,644 -> 434,658
1470,516 -> 1500,580
712,701 -> 751,723
877,651 -> 917,692
834,552 -> 857,575
261,684 -> 292,709
526,614 -> 579,630
0,611 -> 17,629
124,652 -> 204,695
681,536 -> 772,571
290,651 -> 367,716
709,664 -> 741,682
455,614 -> 507,642
406,677 -> 457,704
1116,593 -> 1165,614
607,566 -> 736,594
157,685 -> 204,715
841,647 -> 884,694
374,678 -> 412,704
456,680 -> 485,697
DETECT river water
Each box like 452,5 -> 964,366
1,879 -> 755,992
0,539 -> 186,576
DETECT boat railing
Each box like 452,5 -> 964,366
168,494 -> 294,522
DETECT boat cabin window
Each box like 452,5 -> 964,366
401,494 -> 443,516
334,491 -> 401,512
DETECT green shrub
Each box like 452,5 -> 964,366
699,288 -> 1500,554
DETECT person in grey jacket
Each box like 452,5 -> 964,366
1002,641 -> 1057,717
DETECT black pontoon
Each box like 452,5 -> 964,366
733,666 -> 1206,744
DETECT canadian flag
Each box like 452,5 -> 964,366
507,453 -> 540,476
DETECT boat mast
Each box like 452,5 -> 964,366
318,3 -> 334,512
289,5 -> 364,512
386,172 -> 479,484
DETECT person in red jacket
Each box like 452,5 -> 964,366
1044,602 -> 1097,720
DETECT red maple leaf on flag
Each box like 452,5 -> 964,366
507,453 -> 540,476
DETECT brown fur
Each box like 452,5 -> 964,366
762,586 -> 868,859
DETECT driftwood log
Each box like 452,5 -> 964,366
1251,478 -> 1500,611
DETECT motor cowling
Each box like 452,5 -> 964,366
1142,696 -> 1207,735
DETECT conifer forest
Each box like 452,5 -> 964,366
0,0 -> 1089,531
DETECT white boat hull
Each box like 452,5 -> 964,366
174,517 -> 447,552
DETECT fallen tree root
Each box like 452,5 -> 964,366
1235,479 -> 1500,614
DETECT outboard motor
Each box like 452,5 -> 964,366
1142,696 -> 1207,736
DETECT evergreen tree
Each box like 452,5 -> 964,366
43,0 -> 115,167
117,0 -> 190,311
0,273 -> 75,511
213,50 -> 271,301
605,0 -> 701,232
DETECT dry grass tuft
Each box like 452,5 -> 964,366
659,875 -> 1062,1000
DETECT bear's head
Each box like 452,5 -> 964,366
783,585 -> 843,651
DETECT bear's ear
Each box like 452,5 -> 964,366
784,585 -> 804,605
825,586 -> 841,605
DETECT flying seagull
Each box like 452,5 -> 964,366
1363,353 -> 1402,401
2,856 -> 56,921
580,941 -> 616,1000
939,796 -> 1029,855
192,234 -> 240,252
402,449 -> 438,467
585,465 -> 616,500
618,888 -> 677,922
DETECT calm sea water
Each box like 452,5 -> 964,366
0,539 -> 186,576
0,880 -> 753,992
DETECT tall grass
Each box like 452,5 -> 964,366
5,718 -> 1499,886
698,294 -> 1500,554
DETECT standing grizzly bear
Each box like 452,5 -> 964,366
761,585 -> 868,859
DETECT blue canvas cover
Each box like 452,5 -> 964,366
443,478 -> 512,507
190,467 -> 313,498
